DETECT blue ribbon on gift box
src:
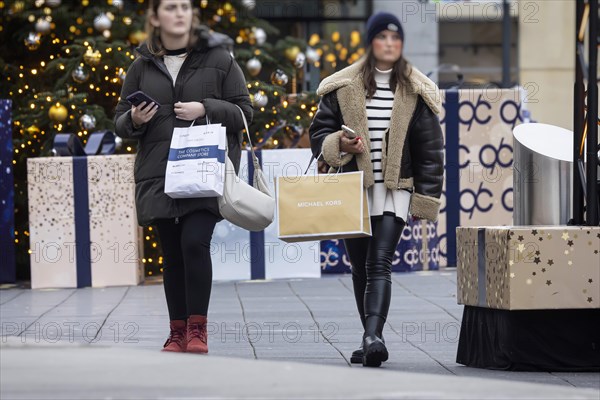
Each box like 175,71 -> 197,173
52,131 -> 116,288
445,90 -> 460,267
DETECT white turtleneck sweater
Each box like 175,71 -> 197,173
163,53 -> 187,85
365,67 -> 411,222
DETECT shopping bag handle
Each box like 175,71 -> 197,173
233,104 -> 262,171
304,152 -> 322,175
188,115 -> 211,127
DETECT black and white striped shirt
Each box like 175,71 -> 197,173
366,68 -> 410,222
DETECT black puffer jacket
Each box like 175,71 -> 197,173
114,27 -> 252,226
308,59 -> 444,221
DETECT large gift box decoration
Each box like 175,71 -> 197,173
457,226 -> 600,310
27,133 -> 144,288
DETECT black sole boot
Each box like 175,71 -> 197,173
351,346 -> 363,364
351,332 -> 386,364
362,335 -> 389,367
362,275 -> 391,367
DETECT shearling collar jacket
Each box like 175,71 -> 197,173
308,58 -> 445,222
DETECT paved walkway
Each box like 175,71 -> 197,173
1,270 -> 599,399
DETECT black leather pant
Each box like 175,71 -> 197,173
344,214 -> 406,336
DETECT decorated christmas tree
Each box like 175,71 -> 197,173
0,0 -> 323,278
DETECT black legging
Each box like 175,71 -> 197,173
154,210 -> 220,320
344,214 -> 406,329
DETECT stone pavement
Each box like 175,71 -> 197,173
1,270 -> 599,399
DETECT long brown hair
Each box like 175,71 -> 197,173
361,46 -> 412,99
145,0 -> 201,56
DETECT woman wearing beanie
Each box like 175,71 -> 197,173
309,12 -> 444,367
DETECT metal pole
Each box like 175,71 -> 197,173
586,0 -> 599,225
502,0 -> 511,88
574,0 -> 585,224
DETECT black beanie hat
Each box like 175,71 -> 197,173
365,12 -> 404,45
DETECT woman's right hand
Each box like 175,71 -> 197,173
131,102 -> 159,128
339,131 -> 365,154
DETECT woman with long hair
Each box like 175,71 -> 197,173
114,0 -> 252,354
309,12 -> 444,367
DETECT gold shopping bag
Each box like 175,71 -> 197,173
276,171 -> 372,242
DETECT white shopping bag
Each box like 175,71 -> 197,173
164,122 -> 227,198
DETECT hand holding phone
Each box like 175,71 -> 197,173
126,90 -> 161,108
340,125 -> 364,154
341,125 -> 358,139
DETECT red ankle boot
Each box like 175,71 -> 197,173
186,315 -> 208,353
162,320 -> 187,352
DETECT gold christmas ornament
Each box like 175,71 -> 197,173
11,1 -> 25,14
26,125 -> 40,135
284,46 -> 301,62
83,49 -> 102,66
48,103 -> 68,122
128,30 -> 147,45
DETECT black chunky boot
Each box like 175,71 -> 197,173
362,316 -> 389,367
362,278 -> 391,367
351,333 -> 385,364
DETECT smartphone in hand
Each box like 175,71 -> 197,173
126,90 -> 161,108
341,125 -> 358,139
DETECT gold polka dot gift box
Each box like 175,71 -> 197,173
27,149 -> 144,289
456,226 -> 600,310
